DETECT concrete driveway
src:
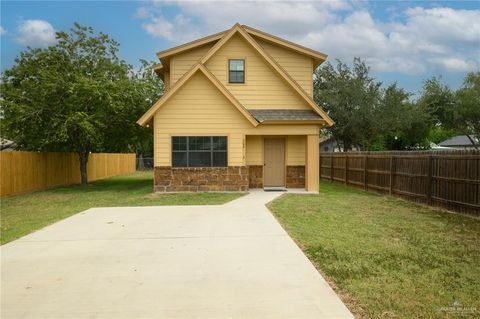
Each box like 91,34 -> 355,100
1,190 -> 353,319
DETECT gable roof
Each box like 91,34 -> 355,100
156,24 -> 327,66
137,63 -> 259,127
242,25 -> 327,68
140,23 -> 334,128
156,30 -> 227,60
200,24 -> 334,126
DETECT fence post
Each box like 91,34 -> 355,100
389,156 -> 395,195
427,155 -> 432,205
330,155 -> 334,182
345,154 -> 348,185
364,155 -> 368,190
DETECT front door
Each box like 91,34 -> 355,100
264,138 -> 285,187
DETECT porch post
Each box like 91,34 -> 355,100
306,134 -> 319,192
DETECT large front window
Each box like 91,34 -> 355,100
172,136 -> 228,167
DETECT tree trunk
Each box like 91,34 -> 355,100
137,153 -> 144,170
78,151 -> 89,185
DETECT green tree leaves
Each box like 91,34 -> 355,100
314,58 -> 382,151
455,72 -> 480,140
419,72 -> 479,149
1,23 -> 163,183
314,59 -> 477,151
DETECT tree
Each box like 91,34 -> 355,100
419,73 -> 479,148
1,23 -> 140,184
128,60 -> 164,168
455,71 -> 480,147
417,76 -> 459,146
314,58 -> 382,151
376,83 -> 430,150
417,76 -> 456,128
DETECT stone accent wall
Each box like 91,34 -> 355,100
154,166 -> 249,192
286,165 -> 305,188
248,165 -> 263,188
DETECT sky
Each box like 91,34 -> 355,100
1,0 -> 479,95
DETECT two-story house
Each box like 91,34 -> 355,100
137,23 -> 334,192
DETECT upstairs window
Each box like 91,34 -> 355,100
172,136 -> 228,167
228,59 -> 245,83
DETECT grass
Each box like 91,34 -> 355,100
268,181 -> 480,319
1,171 -> 243,244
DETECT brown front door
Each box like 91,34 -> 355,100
264,138 -> 285,187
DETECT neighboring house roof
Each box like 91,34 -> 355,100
430,143 -> 457,150
140,23 -> 334,128
137,64 -> 259,127
438,135 -> 479,147
249,109 -> 323,123
0,138 -> 16,151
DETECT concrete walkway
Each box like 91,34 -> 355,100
1,190 -> 353,319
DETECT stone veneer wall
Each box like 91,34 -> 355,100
154,166 -> 249,192
248,165 -> 263,188
286,165 -> 306,188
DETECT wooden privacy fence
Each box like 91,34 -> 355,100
320,150 -> 480,217
0,152 -> 136,197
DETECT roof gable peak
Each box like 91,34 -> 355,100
137,63 -> 258,127
156,24 -> 327,64
199,24 -> 334,127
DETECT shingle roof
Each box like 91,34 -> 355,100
248,109 -> 324,122
438,135 -> 479,147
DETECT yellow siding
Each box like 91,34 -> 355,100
170,44 -> 214,85
287,135 -> 306,165
256,39 -> 314,96
306,134 -> 320,192
154,72 -> 249,166
153,71 -> 319,166
164,70 -> 170,90
246,135 -> 306,166
205,34 -> 311,109
246,135 -> 263,165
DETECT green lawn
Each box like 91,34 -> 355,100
1,171 -> 243,244
269,182 -> 480,319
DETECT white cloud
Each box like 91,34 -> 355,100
428,57 -> 479,72
403,7 -> 480,44
16,19 -> 57,47
0,26 -> 6,36
143,14 -> 199,43
139,1 -> 480,75
135,6 -> 152,19
143,16 -> 174,39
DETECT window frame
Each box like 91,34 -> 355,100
228,59 -> 245,84
171,136 -> 228,168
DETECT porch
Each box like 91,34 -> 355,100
245,134 -> 319,192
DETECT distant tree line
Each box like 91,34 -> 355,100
314,58 -> 479,151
